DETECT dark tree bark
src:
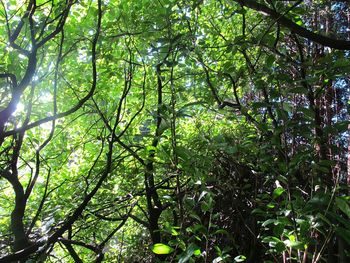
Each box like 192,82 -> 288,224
236,0 -> 350,50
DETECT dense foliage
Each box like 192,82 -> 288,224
0,0 -> 350,262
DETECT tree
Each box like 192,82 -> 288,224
0,0 -> 349,262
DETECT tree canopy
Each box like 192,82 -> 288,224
0,0 -> 350,262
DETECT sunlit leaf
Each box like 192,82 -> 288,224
151,243 -> 174,255
273,187 -> 285,199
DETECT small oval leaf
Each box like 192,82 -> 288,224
151,243 -> 174,255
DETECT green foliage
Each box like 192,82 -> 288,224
151,243 -> 174,255
0,0 -> 350,262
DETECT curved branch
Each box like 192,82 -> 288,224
0,0 -> 103,261
236,0 -> 350,50
0,73 -> 17,87
58,238 -> 100,254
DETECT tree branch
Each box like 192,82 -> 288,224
236,0 -> 350,50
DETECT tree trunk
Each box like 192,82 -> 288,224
11,180 -> 30,252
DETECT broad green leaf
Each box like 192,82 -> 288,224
336,197 -> 350,218
151,243 -> 174,255
262,236 -> 285,252
335,227 -> 350,245
266,203 -> 275,209
178,243 -> 200,263
262,219 -> 276,227
273,187 -> 285,199
284,239 -> 305,250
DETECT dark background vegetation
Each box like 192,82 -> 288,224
0,0 -> 350,262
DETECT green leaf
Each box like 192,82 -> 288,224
214,229 -> 230,236
234,255 -> 246,262
251,102 -> 268,110
297,219 -> 310,237
334,58 -> 350,68
273,223 -> 285,236
266,203 -> 275,209
305,194 -> 331,211
295,20 -> 303,26
175,146 -> 191,161
262,219 -> 276,227
289,87 -> 308,94
335,227 -> 350,245
262,236 -> 285,252
266,55 -> 275,68
262,236 -> 281,243
327,211 -> 350,227
251,208 -> 265,215
178,243 -> 200,263
336,197 -> 350,218
151,243 -> 174,255
193,248 -> 201,256
298,107 -> 314,119
284,239 -> 305,250
333,121 -> 349,133
171,227 -> 179,236
273,187 -> 285,199
158,118 -> 171,134
146,145 -> 157,152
